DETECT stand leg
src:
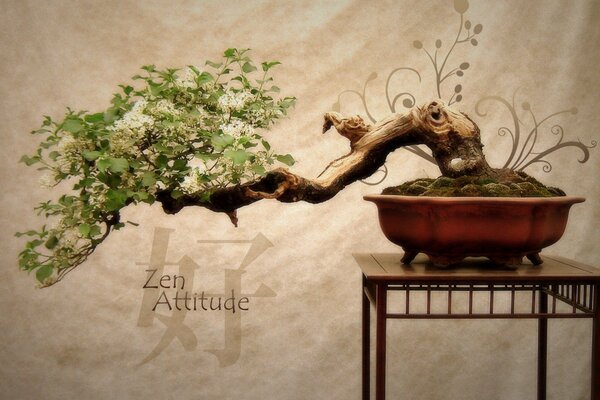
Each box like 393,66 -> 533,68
593,284 -> 600,400
538,285 -> 548,400
363,275 -> 370,400
376,283 -> 387,400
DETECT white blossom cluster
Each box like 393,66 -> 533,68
175,67 -> 199,89
150,99 -> 180,116
219,118 -> 255,137
246,107 -> 279,126
39,173 -> 56,188
108,134 -> 135,157
55,135 -> 94,173
184,106 -> 210,130
46,64 -> 286,200
58,226 -> 84,250
48,215 -> 89,256
108,100 -> 155,156
111,100 -> 154,136
180,166 -> 207,194
218,88 -> 253,112
87,190 -> 107,209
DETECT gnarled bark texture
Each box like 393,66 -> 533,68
156,100 -> 502,223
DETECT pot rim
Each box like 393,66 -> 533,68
364,194 -> 586,205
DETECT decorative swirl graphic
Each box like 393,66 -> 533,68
336,0 -> 594,184
412,0 -> 481,104
385,67 -> 421,111
475,94 -> 597,173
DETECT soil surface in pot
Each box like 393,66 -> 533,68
382,170 -> 565,197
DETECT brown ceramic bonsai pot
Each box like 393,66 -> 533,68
364,195 -> 585,268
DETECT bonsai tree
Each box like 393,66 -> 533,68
16,48 -> 560,287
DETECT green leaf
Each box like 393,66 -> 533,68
251,164 -> 266,175
73,177 -> 94,189
197,72 -> 214,86
172,159 -> 187,170
78,223 -> 91,237
141,64 -> 156,72
224,150 -> 250,165
104,109 -> 118,124
105,173 -> 122,188
27,239 -> 44,250
42,115 -> 53,126
142,194 -> 156,205
132,191 -> 149,202
59,196 -> 74,208
256,77 -> 273,85
261,140 -> 271,151
44,235 -> 58,250
142,172 -> 156,187
83,151 -> 101,161
279,97 -> 296,108
108,158 -> 129,173
224,48 -> 236,57
276,154 -> 295,166
84,113 -> 104,123
187,65 -> 200,74
15,230 -> 39,238
261,61 -> 281,71
242,62 -> 257,73
205,60 -> 223,69
89,225 -> 102,237
19,155 -> 40,166
96,158 -> 112,172
105,189 -> 128,211
211,133 -> 235,150
62,119 -> 83,133
36,265 -> 53,283
156,155 -> 168,169
149,83 -> 166,96
153,143 -> 170,153
171,190 -> 184,199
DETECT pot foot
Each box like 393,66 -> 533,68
401,250 -> 418,264
526,252 -> 543,265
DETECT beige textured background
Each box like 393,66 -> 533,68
1,0 -> 599,399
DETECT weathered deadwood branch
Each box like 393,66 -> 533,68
156,101 -> 496,220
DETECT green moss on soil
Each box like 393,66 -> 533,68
382,171 -> 566,197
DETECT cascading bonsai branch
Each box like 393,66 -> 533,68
17,48 -> 562,288
17,48 -> 296,287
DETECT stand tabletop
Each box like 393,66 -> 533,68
353,253 -> 600,284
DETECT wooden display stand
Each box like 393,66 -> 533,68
355,253 -> 600,400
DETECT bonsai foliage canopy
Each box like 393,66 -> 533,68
17,48 -> 524,287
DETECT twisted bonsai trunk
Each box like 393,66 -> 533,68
157,100 -> 507,224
